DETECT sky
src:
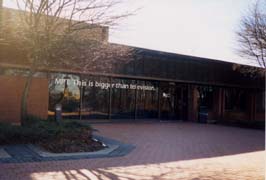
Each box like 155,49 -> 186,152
3,0 -> 257,66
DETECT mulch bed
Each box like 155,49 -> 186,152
38,137 -> 105,153
37,130 -> 106,153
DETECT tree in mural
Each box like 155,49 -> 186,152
0,0 -> 134,125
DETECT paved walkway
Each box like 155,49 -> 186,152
0,122 -> 265,180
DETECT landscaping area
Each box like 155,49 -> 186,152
0,118 -> 105,153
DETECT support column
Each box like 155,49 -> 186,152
254,92 -> 256,121
108,77 -> 112,120
247,91 -> 256,121
134,84 -> 137,120
0,0 -> 2,34
212,88 -> 224,121
158,82 -> 161,120
220,88 -> 225,121
78,75 -> 83,121
187,85 -> 198,122
79,86 -> 83,121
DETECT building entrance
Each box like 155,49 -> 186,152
197,86 -> 213,123
159,83 -> 188,121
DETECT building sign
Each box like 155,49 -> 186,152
54,78 -> 156,91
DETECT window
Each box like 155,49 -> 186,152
256,91 -> 265,112
136,80 -> 158,118
49,73 -> 81,119
225,89 -> 247,111
82,76 -> 110,119
198,86 -> 213,110
111,78 -> 136,119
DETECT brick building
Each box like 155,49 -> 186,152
0,7 -> 265,126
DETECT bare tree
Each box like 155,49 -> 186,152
0,0 -> 133,125
236,0 -> 266,70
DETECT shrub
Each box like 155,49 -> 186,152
0,119 -> 94,145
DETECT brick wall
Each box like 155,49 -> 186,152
1,8 -> 109,44
0,75 -> 48,124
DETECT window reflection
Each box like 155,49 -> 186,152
198,86 -> 213,111
136,81 -> 158,119
48,73 -> 81,119
48,74 -> 181,121
111,78 -> 135,119
225,88 -> 247,111
82,76 -> 109,119
256,91 -> 265,113
160,82 -> 177,120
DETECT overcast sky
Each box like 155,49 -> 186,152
3,0 -> 257,65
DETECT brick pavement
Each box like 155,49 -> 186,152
0,122 -> 265,180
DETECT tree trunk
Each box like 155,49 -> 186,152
0,0 -> 3,36
20,70 -> 34,126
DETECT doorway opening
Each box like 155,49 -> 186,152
159,82 -> 188,121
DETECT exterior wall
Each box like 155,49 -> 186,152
27,77 -> 49,120
0,75 -> 48,124
1,8 -> 109,43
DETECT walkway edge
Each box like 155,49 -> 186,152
27,144 -> 119,158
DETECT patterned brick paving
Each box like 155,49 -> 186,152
0,122 -> 265,180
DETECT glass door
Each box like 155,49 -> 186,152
159,82 -> 188,121
160,82 -> 178,120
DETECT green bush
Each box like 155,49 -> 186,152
0,119 -> 94,145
